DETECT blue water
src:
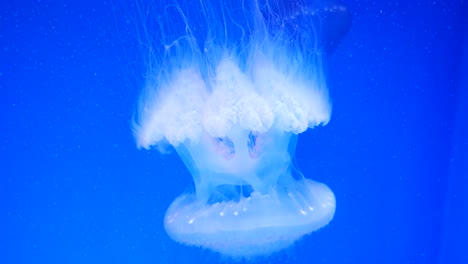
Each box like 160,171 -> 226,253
2,0 -> 467,263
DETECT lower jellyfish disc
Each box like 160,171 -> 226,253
164,179 -> 336,257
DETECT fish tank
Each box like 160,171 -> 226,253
2,0 -> 467,263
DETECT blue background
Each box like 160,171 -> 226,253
1,0 -> 467,263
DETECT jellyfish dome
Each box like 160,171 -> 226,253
133,0 -> 346,258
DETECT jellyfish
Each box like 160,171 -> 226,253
133,0 -> 350,258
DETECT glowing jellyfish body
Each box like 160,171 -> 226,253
134,0 -> 347,258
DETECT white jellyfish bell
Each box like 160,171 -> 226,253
133,0 -> 350,258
